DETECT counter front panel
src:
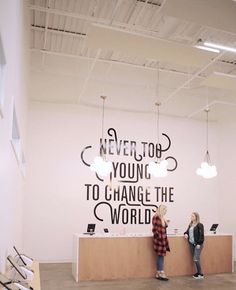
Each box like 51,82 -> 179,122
72,234 -> 233,281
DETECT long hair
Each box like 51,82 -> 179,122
190,212 -> 200,226
156,204 -> 167,226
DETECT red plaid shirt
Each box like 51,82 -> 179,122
152,215 -> 170,256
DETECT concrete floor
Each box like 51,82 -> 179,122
40,263 -> 236,290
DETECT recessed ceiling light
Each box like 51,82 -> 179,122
204,42 -> 236,53
195,45 -> 220,53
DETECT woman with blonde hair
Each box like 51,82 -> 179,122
184,212 -> 204,279
152,204 -> 170,281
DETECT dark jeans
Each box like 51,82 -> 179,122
189,243 -> 203,274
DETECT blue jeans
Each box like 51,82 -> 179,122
156,255 -> 164,271
189,243 -> 203,274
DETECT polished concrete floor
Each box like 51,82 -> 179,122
40,263 -> 236,290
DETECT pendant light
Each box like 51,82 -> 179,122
147,65 -> 168,178
90,96 -> 112,177
196,108 -> 217,179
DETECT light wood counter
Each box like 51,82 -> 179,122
72,233 -> 233,281
30,261 -> 41,290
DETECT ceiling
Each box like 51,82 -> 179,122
29,0 -> 236,121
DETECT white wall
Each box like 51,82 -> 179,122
218,121 -> 236,259
0,0 -> 29,272
25,102 -> 220,262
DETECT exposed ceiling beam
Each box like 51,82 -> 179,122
31,25 -> 86,38
104,0 -> 124,87
43,3 -> 50,49
29,4 -> 163,39
76,50 -> 101,102
163,51 -> 226,104
29,5 -> 113,24
161,0 -> 236,36
76,0 -> 124,103
187,100 -> 217,118
131,0 -> 149,28
136,0 -> 161,7
30,66 -> 160,89
42,0 -> 50,66
187,100 -> 236,118
109,0 -> 123,25
31,48 -> 205,79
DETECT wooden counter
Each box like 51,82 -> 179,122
30,261 -> 41,290
72,233 -> 233,281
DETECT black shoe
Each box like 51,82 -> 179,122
193,273 -> 204,279
157,276 -> 169,281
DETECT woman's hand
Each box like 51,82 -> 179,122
184,234 -> 188,239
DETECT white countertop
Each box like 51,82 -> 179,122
74,232 -> 233,238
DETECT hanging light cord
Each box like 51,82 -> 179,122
156,103 -> 162,162
157,103 -> 160,146
205,108 -> 211,164
155,64 -> 161,162
101,97 -> 105,141
206,109 -> 208,152
100,96 -> 106,159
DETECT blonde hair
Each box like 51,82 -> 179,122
190,212 -> 200,225
156,204 -> 167,226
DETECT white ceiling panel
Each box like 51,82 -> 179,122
162,0 -> 236,35
202,72 -> 236,92
161,92 -> 207,118
86,24 -> 217,67
79,78 -> 157,113
208,102 -> 236,121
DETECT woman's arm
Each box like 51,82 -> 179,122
152,216 -> 162,237
184,226 -> 189,236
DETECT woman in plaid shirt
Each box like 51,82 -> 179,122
152,204 -> 170,281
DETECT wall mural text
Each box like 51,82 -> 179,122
81,128 -> 178,225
